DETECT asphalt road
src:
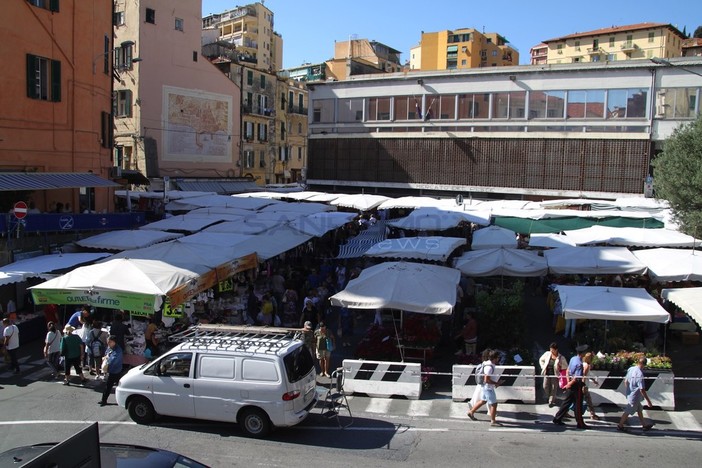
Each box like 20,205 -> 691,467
1,366 -> 701,468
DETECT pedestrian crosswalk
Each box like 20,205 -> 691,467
344,394 -> 702,433
4,358 -> 701,434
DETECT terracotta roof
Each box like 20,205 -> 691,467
682,38 -> 702,48
543,22 -> 685,43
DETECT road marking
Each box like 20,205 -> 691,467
668,412 -> 702,432
408,400 -> 432,417
449,402 -> 472,419
299,426 -> 449,432
0,420 -> 136,426
364,398 -> 391,414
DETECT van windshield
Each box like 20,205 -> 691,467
283,346 -> 314,383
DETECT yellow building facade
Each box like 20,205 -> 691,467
274,79 -> 308,184
542,23 -> 685,64
410,29 -> 519,70
203,2 -> 282,72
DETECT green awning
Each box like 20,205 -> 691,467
493,216 -> 664,234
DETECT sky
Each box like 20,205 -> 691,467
201,0 -> 702,69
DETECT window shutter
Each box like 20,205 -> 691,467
49,0 -> 59,13
26,54 -> 38,99
125,90 -> 133,116
51,59 -> 61,101
112,92 -> 118,116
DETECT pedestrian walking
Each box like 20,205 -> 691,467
314,322 -> 335,377
2,317 -> 20,374
99,336 -> 123,406
552,344 -> 588,429
60,325 -> 87,386
43,321 -> 62,379
467,350 -> 504,426
582,352 -> 600,420
467,348 -> 492,416
617,356 -> 654,432
538,342 -> 568,407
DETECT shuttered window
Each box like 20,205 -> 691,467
26,54 -> 61,102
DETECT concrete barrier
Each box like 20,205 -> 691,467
588,370 -> 675,410
342,359 -> 422,400
452,365 -> 536,403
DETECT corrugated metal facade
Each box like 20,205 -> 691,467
308,137 -> 651,194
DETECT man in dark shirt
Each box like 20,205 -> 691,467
109,312 -> 130,352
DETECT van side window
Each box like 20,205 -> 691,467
199,355 -> 235,379
157,353 -> 192,378
242,358 -> 279,382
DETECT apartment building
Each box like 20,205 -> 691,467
306,58 -> 702,200
530,43 -> 548,65
275,79 -> 308,184
325,39 -> 403,81
112,0 -> 242,190
683,38 -> 702,57
202,2 -> 283,72
540,22 -> 685,65
0,0 -> 115,212
410,28 -> 519,70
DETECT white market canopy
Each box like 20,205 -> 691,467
288,212 -> 356,237
528,233 -> 576,248
76,230 -> 183,251
388,207 -> 490,231
364,236 -> 466,262
106,240 -> 254,270
257,202 -> 335,215
329,194 -> 390,211
564,225 -> 699,247
471,225 -> 518,250
174,194 -> 278,211
544,246 -> 647,275
329,261 -> 460,315
556,285 -> 670,323
204,218 -> 285,235
0,253 -> 111,285
377,196 -> 445,210
454,248 -> 548,277
139,214 -> 233,233
29,258 -> 204,313
632,248 -> 702,283
661,287 -> 702,327
180,227 -> 311,261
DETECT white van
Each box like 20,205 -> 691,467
115,325 -> 317,437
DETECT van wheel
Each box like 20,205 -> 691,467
128,397 -> 156,424
239,408 -> 271,438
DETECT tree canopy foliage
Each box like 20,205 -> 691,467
694,25 -> 702,38
653,115 -> 702,236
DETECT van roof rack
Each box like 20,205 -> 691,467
168,324 -> 303,354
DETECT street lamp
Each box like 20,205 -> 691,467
92,40 -> 142,74
649,58 -> 702,78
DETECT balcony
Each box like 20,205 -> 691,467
586,47 -> 604,55
620,42 -> 638,53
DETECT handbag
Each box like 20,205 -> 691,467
558,369 -> 568,389
326,337 -> 335,352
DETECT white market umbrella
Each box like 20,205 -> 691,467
329,261 -> 460,315
565,225 -> 700,247
632,248 -> 702,282
364,237 -> 466,262
257,202 -> 335,215
289,212 -> 356,237
454,248 -> 548,277
388,207 -> 489,231
471,225 -> 518,250
556,286 -> 670,323
544,246 -> 647,275
330,194 -> 390,211
0,253 -> 111,284
528,233 -> 576,249
76,230 -> 184,251
661,287 -> 702,327
377,196 -> 445,210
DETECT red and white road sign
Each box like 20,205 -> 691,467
13,201 -> 28,219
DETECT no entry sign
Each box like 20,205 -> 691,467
13,201 -> 28,219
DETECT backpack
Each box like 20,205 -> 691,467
475,362 -> 495,385
87,330 -> 105,357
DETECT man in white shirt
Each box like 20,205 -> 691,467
2,318 -> 20,374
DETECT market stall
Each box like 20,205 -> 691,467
364,236 -> 466,263
632,248 -> 702,282
453,248 -> 548,277
471,225 -> 518,250
544,246 -> 648,275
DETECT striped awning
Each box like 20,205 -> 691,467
0,172 -> 119,191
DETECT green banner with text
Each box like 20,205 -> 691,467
31,288 -> 158,314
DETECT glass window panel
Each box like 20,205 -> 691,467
312,99 -> 334,123
509,91 -> 526,120
492,92 -> 510,118
566,90 -> 587,118
585,90 -> 605,118
607,89 -> 628,119
368,97 -> 391,120
393,96 -> 409,120
439,95 -> 456,119
338,98 -> 364,122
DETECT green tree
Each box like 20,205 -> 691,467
653,115 -> 702,237
694,25 -> 702,38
